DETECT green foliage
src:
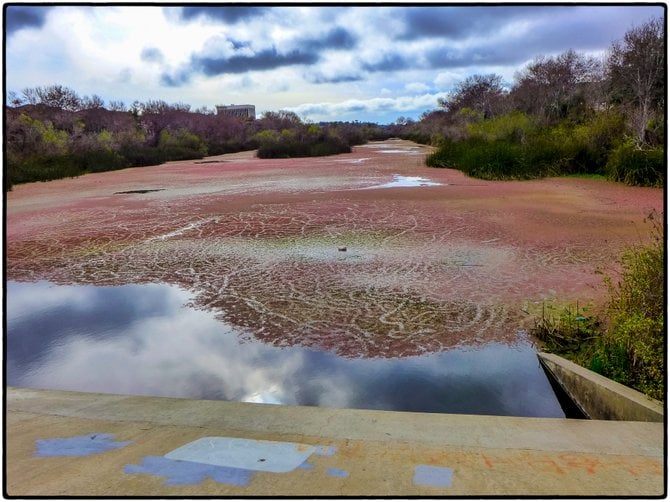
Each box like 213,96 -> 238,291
605,141 -> 665,187
534,212 -> 664,401
426,109 -> 656,183
255,125 -> 351,159
157,128 -> 208,161
531,302 -> 601,353
596,211 -> 665,399
466,111 -> 535,143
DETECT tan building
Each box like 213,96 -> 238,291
216,104 -> 256,120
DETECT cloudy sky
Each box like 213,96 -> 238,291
4,4 -> 664,123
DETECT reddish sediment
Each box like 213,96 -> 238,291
6,139 -> 663,357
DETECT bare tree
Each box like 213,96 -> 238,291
34,84 -> 81,111
607,17 -> 664,146
511,50 -> 603,124
108,100 -> 126,112
7,91 -> 24,107
438,74 -> 507,119
80,94 -> 105,110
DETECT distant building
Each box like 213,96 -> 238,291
216,104 -> 256,120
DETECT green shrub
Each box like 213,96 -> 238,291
532,212 -> 664,401
597,212 -> 664,399
255,128 -> 351,159
158,128 -> 208,161
606,142 -> 665,187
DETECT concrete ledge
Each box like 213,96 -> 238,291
538,352 -> 664,422
5,387 -> 665,496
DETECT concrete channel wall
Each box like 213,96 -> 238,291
5,386 -> 665,496
537,352 -> 664,422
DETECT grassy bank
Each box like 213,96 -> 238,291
532,212 -> 664,401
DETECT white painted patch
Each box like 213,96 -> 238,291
165,437 -> 317,473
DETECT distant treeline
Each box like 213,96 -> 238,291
398,17 -> 664,187
5,18 -> 663,190
5,93 -> 392,190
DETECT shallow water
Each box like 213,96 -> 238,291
7,280 -> 566,417
365,174 -> 442,189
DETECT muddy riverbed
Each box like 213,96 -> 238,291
6,139 -> 663,414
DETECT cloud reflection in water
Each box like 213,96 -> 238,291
6,281 -> 565,417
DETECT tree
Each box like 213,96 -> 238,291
511,50 -> 603,124
438,74 -> 506,119
607,17 -> 665,146
108,100 -> 126,112
80,94 -> 105,110
33,84 -> 81,111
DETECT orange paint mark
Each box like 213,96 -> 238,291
528,458 -> 565,475
559,454 -> 600,474
481,454 -> 494,469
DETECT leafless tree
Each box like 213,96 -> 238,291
511,50 -> 603,124
438,74 -> 507,119
607,17 -> 664,146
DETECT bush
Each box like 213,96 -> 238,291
606,142 -> 665,187
158,128 -> 208,161
596,211 -> 664,399
255,127 -> 351,159
532,212 -> 664,401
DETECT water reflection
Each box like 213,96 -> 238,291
6,281 -> 566,417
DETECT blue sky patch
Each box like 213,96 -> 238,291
35,433 -> 131,457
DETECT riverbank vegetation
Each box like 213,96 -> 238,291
5,18 -> 662,191
532,212 -> 664,401
4,95 -> 391,190
407,18 -> 664,187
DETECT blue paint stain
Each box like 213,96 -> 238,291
298,461 -> 315,470
124,456 -> 253,486
35,433 -> 131,457
413,465 -> 453,488
327,467 -> 349,478
314,445 -> 337,456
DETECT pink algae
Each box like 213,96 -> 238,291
6,140 -> 664,357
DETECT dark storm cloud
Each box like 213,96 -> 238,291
307,26 -> 358,51
140,47 -> 164,64
161,27 -> 357,86
5,5 -> 51,36
403,5 -> 665,71
177,6 -> 269,24
194,47 -> 319,76
398,6 -> 568,40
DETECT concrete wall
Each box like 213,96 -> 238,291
537,352 -> 663,422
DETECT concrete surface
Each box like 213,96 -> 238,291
5,387 -> 666,496
538,352 -> 664,422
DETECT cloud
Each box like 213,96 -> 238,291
140,47 -> 164,64
176,6 -> 269,24
286,93 -> 443,121
361,53 -> 409,72
398,6 -> 564,41
195,47 -> 319,76
305,72 -> 363,84
161,27 -> 357,85
307,27 -> 358,51
5,5 -> 52,36
405,82 -> 431,93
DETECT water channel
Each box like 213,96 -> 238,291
7,280 -> 567,418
